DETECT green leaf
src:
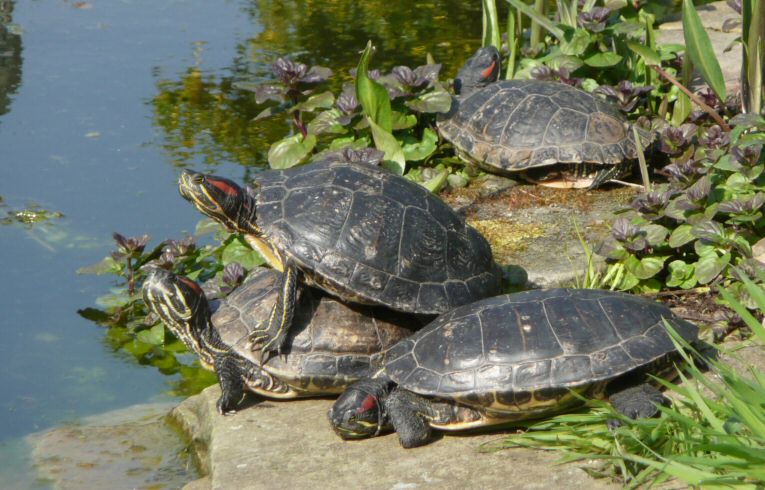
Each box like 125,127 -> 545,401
328,135 -> 371,150
421,169 -> 449,193
694,251 -> 731,284
307,109 -> 348,135
627,41 -> 661,66
220,236 -> 265,269
77,256 -> 121,275
583,52 -> 623,67
561,28 -> 591,57
400,128 -> 438,162
666,260 -> 696,289
252,103 -> 289,122
643,224 -> 669,246
631,256 -> 667,280
136,323 -> 165,346
368,118 -> 406,175
668,224 -> 695,248
355,41 -> 392,132
195,218 -> 222,236
405,89 -> 453,113
295,91 -> 334,112
122,339 -> 153,358
390,111 -> 417,130
267,133 -> 317,169
95,289 -> 132,310
682,0 -> 727,101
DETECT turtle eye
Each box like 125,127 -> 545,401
191,173 -> 204,184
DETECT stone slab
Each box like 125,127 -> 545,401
29,402 -> 197,490
173,386 -> 617,490
443,177 -> 636,289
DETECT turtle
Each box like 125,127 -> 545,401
437,46 -> 650,188
328,287 -> 699,448
142,266 -> 422,414
177,148 -> 502,355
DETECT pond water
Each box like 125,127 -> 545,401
0,1 -> 486,486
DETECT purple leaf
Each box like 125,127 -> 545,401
299,65 -> 333,84
340,147 -> 385,165
254,85 -> 287,104
336,83 -> 359,114
222,262 -> 245,287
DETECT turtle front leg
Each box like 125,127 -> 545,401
385,388 -> 436,448
248,263 -> 298,357
214,354 -> 248,415
607,383 -> 667,429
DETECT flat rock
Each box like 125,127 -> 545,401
443,178 -> 636,289
29,402 -> 198,490
172,386 -> 618,490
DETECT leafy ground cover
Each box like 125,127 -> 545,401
80,0 -> 765,484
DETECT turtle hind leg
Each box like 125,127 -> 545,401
607,383 -> 667,430
588,160 -> 634,189
385,388 -> 435,448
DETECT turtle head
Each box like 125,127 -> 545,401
142,268 -> 217,366
178,170 -> 260,235
454,46 -> 501,96
328,379 -> 392,440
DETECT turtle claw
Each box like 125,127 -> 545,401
216,393 -> 241,415
247,327 -> 288,360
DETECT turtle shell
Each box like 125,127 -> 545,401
250,152 -> 502,314
213,268 -> 421,393
437,80 -> 637,173
377,288 -> 697,417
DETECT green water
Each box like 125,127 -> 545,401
0,0 -> 486,486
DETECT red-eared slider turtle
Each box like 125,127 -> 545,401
328,288 -> 698,448
142,267 -> 421,414
178,148 -> 502,354
437,46 -> 648,188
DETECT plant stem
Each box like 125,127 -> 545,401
529,0 -> 545,48
126,258 -> 135,296
293,111 -> 307,137
649,64 -> 730,132
639,286 -> 711,297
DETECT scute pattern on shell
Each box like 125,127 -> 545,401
212,268 -> 418,392
251,155 -> 501,314
437,80 -> 637,172
379,288 -> 698,411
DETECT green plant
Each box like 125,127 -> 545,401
492,273 -> 765,487
597,116 -> 765,302
78,222 -> 264,395
236,41 -> 454,180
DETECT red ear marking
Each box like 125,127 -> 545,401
356,394 -> 377,413
481,61 -> 496,79
179,277 -> 204,295
209,178 -> 240,197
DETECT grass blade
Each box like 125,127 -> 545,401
482,0 -> 502,50
505,5 -> 517,79
505,0 -> 564,41
682,0 -> 727,101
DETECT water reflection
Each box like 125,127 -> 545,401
151,0 -> 491,170
0,0 -> 22,119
